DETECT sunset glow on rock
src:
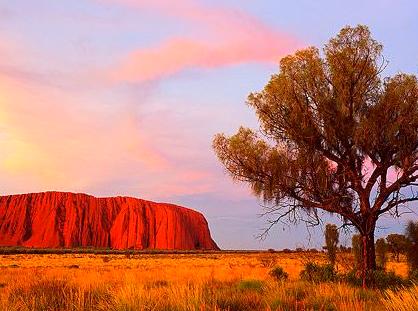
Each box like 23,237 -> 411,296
0,192 -> 218,250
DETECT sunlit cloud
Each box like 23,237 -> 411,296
107,0 -> 299,82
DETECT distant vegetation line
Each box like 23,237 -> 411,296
0,247 -> 310,255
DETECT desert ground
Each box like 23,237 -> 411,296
0,250 -> 415,311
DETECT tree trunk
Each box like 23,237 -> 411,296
361,228 -> 377,288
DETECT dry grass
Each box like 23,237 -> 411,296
0,251 -> 414,310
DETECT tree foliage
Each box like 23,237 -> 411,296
386,233 -> 408,262
405,221 -> 418,273
324,224 -> 339,267
351,234 -> 363,270
375,238 -> 387,269
213,25 -> 418,287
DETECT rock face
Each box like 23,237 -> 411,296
0,192 -> 219,250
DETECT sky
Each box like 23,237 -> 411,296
0,0 -> 417,249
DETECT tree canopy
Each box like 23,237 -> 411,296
213,25 -> 418,287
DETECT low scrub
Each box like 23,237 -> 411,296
300,262 -> 338,283
269,266 -> 289,281
345,269 -> 407,289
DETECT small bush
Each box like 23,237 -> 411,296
269,266 -> 288,281
373,270 -> 406,289
300,262 -> 337,283
345,269 -> 407,289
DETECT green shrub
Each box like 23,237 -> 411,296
269,266 -> 288,281
300,262 -> 337,283
373,270 -> 406,289
345,269 -> 407,289
344,270 -> 362,287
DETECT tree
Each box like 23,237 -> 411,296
386,233 -> 408,262
375,238 -> 387,269
352,234 -> 363,270
324,224 -> 339,267
405,221 -> 418,273
213,25 -> 418,288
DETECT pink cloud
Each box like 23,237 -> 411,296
106,0 -> 300,82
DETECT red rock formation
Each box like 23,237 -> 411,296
0,192 -> 219,250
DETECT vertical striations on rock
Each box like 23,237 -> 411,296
0,192 -> 219,250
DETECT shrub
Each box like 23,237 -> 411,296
300,262 -> 337,283
269,266 -> 289,281
345,269 -> 407,289
373,270 -> 406,289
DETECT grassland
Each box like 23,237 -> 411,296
0,250 -> 416,311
